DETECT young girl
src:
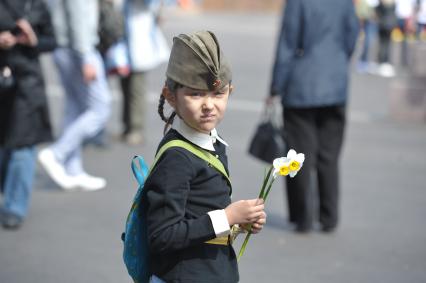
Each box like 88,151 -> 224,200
144,31 -> 266,282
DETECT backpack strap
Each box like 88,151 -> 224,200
152,140 -> 231,186
131,156 -> 149,186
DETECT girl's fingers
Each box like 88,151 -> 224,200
247,198 -> 264,205
248,211 -> 265,222
251,223 -> 264,234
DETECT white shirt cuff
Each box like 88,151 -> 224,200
207,209 -> 231,237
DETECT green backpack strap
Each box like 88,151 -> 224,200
151,140 -> 231,186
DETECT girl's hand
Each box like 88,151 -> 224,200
15,19 -> 38,47
0,31 -> 17,50
225,199 -> 265,226
240,210 -> 267,234
250,211 -> 267,234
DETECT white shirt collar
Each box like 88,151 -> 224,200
172,118 -> 229,151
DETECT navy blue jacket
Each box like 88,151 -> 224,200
270,0 -> 359,107
144,129 -> 238,283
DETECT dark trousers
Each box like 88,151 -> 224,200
283,106 -> 346,230
120,72 -> 146,135
378,29 -> 392,64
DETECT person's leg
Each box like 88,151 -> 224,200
150,275 -> 166,283
0,147 -> 10,195
62,51 -> 110,190
360,20 -> 370,63
53,50 -> 111,176
283,107 -> 317,231
120,75 -> 131,136
129,72 -> 146,134
316,106 -> 346,231
37,48 -> 86,190
417,23 -> 426,39
378,29 -> 387,63
1,147 -> 36,228
121,71 -> 146,144
398,18 -> 409,66
382,30 -> 392,64
50,48 -> 86,165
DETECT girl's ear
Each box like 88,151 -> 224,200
162,86 -> 176,108
229,84 -> 234,94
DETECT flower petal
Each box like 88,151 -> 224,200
287,149 -> 297,159
289,171 -> 297,178
295,153 -> 305,163
273,168 -> 279,178
273,157 -> 289,168
273,158 -> 283,168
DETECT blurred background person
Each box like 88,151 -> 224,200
85,0 -> 125,148
355,0 -> 379,73
416,0 -> 426,39
38,0 -> 111,191
375,0 -> 398,77
268,0 -> 359,233
0,0 -> 56,229
395,0 -> 417,66
118,0 -> 169,145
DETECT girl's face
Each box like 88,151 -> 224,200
164,84 -> 232,134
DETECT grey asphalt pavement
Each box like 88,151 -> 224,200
1,10 -> 426,283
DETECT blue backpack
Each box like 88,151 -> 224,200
122,140 -> 231,283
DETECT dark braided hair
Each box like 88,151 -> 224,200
158,78 -> 183,134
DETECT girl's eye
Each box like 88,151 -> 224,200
190,92 -> 203,97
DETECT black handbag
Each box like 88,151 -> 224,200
248,104 -> 286,163
0,65 -> 15,93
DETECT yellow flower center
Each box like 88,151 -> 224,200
279,165 -> 289,176
290,161 -> 300,171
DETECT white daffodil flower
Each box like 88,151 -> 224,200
239,148 -> 306,261
273,149 -> 305,178
272,157 -> 291,178
286,149 -> 305,177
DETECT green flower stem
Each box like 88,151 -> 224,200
258,166 -> 273,199
237,230 -> 252,261
238,165 -> 275,261
262,177 -> 277,201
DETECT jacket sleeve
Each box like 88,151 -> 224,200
270,0 -> 303,96
344,0 -> 360,58
64,0 -> 99,64
30,0 -> 56,53
145,148 -> 217,256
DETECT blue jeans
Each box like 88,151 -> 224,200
0,147 -> 36,218
51,48 -> 111,176
150,275 -> 166,283
359,19 -> 377,63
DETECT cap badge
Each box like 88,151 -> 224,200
212,79 -> 221,89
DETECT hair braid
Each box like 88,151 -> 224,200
158,94 -> 168,122
158,78 -> 183,135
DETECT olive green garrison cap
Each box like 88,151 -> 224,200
166,30 -> 232,91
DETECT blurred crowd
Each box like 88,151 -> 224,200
0,0 -> 179,230
355,0 -> 426,77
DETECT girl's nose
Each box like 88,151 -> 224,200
202,96 -> 214,110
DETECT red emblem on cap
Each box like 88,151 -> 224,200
212,79 -> 221,88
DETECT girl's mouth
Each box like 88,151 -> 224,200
200,115 -> 215,121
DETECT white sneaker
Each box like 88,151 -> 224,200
73,174 -> 106,192
38,148 -> 77,190
378,63 -> 396,78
